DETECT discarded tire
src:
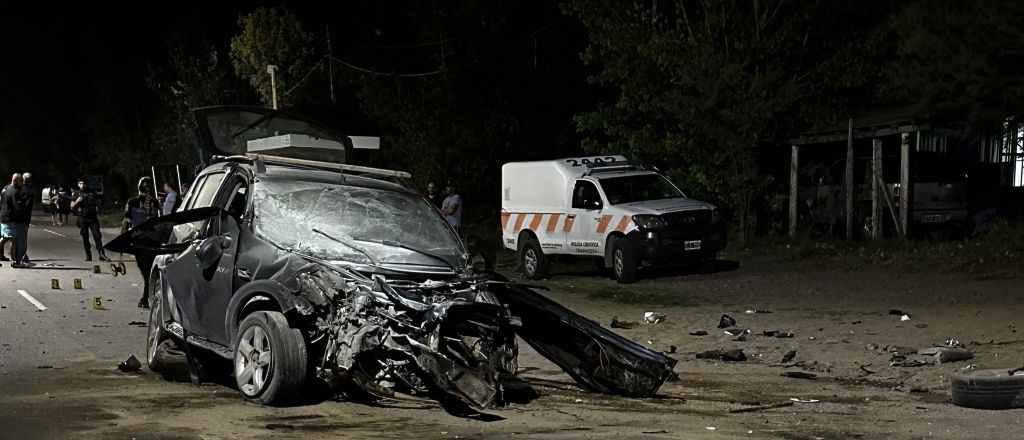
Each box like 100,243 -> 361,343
951,368 -> 1024,409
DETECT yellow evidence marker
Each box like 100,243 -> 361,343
92,297 -> 105,310
74,279 -> 83,289
51,279 -> 60,290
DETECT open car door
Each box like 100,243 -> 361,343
103,207 -> 222,256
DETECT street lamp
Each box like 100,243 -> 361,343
267,64 -> 279,110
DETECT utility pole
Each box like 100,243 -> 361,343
327,26 -> 336,105
267,65 -> 279,110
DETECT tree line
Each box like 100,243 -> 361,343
6,0 -> 1020,242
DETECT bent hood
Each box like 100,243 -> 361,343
616,198 -> 716,216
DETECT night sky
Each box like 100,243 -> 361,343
0,2 -> 417,177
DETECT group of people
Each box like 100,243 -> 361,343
47,185 -> 73,226
426,180 -> 463,234
0,173 -> 35,267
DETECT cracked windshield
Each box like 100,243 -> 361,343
253,177 -> 463,269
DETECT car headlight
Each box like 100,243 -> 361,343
632,215 -> 665,229
711,209 -> 723,223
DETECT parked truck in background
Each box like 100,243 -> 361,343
501,156 -> 727,283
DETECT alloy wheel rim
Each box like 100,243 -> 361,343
525,249 -> 537,274
236,325 -> 273,397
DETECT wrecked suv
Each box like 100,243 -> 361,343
106,106 -> 676,409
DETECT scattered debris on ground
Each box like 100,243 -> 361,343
781,371 -> 817,380
781,350 -> 797,363
689,331 -> 708,336
729,401 -> 794,413
117,355 -> 141,372
644,312 -> 667,324
696,349 -> 746,362
611,317 -> 641,329
718,314 -> 736,328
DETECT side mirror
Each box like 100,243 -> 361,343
197,236 -> 226,270
585,199 -> 602,210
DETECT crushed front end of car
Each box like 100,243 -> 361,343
292,261 -> 676,410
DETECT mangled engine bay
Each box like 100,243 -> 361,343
290,262 -> 677,409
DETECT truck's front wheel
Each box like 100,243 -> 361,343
520,238 -> 550,280
612,237 -> 637,284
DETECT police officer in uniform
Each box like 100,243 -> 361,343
71,177 -> 109,262
125,177 -> 160,308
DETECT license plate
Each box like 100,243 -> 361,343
685,240 -> 701,250
922,214 -> 945,223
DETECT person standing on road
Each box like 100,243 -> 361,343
71,178 -> 109,262
162,182 -> 179,216
16,172 -> 35,264
441,181 -> 463,235
0,174 -> 26,267
57,184 -> 72,226
426,181 -> 444,209
125,177 -> 160,308
49,187 -> 59,226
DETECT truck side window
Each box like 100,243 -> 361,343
572,181 -> 601,209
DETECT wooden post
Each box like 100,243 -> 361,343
900,132 -> 910,239
789,145 -> 798,237
871,139 -> 882,239
845,118 -> 854,239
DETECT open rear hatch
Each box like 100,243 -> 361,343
192,106 -> 353,166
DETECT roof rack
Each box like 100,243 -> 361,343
246,154 -> 413,179
582,160 -> 645,175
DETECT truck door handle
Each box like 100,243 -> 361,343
567,214 -> 576,219
593,217 -> 603,221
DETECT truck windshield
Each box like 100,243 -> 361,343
599,174 -> 684,205
253,178 -> 465,270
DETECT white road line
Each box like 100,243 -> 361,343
41,229 -> 71,239
17,290 -> 48,311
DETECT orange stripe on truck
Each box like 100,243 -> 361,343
563,215 -> 575,232
501,212 -> 511,229
529,214 -> 543,231
513,214 -> 527,231
546,214 -> 561,232
596,215 -> 614,233
614,215 -> 632,232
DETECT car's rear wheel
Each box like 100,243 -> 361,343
612,237 -> 637,284
520,238 -> 550,280
234,311 -> 308,406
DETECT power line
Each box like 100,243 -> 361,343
337,35 -> 464,49
329,55 -> 443,77
282,56 -> 327,96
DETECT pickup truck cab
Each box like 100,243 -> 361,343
501,156 -> 727,283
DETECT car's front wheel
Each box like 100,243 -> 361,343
234,311 -> 308,406
146,274 -> 172,372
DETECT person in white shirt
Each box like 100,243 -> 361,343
440,181 -> 462,234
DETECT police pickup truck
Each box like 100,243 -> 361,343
501,156 -> 727,283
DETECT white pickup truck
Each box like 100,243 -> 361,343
501,156 -> 727,283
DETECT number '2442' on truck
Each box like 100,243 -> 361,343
501,156 -> 728,283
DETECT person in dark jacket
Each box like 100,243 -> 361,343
0,174 -> 27,267
71,178 -> 109,262
124,177 -> 160,308
16,172 -> 35,264
426,180 -> 444,209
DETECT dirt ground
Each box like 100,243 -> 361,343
4,249 -> 1024,439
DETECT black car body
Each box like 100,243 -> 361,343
106,106 -> 677,409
